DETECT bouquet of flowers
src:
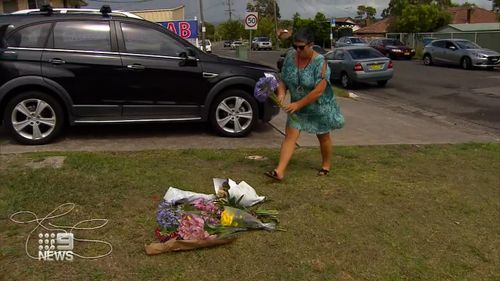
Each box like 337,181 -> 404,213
254,73 -> 297,121
145,178 -> 280,255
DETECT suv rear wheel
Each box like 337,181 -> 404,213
4,91 -> 64,145
210,89 -> 258,137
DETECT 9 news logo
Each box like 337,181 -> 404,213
38,232 -> 74,261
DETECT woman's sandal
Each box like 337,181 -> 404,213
264,170 -> 283,181
317,168 -> 330,176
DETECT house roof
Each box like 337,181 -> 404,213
334,17 -> 355,24
354,17 -> 393,34
439,23 -> 500,32
447,7 -> 499,24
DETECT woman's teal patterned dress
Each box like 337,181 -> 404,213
281,51 -> 345,134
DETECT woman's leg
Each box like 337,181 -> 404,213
317,132 -> 332,171
275,127 -> 301,178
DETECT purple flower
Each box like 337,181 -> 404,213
156,200 -> 181,230
254,76 -> 279,103
177,214 -> 213,240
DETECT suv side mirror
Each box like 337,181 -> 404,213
449,45 -> 457,51
0,24 -> 15,49
179,48 -> 197,66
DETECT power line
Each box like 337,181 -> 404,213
225,0 -> 234,21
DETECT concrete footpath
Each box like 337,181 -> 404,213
270,96 -> 499,147
0,96 -> 499,154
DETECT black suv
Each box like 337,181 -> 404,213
0,7 -> 279,144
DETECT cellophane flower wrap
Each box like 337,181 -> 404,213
145,180 -> 281,255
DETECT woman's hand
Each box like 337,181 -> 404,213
284,102 -> 300,113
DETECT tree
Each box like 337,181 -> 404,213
356,5 -> 377,20
246,0 -> 281,19
382,0 -> 452,17
390,4 -> 451,32
218,20 -> 245,40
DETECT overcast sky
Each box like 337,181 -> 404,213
87,0 -> 494,22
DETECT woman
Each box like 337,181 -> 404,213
265,27 -> 344,181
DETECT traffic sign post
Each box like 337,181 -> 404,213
244,12 -> 258,30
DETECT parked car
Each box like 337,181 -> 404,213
421,37 -> 437,46
325,47 -> 393,88
276,45 -> 327,71
0,6 -> 279,144
230,40 -> 243,49
197,39 -> 212,53
335,36 -> 368,48
223,40 -> 233,48
251,37 -> 272,51
369,38 -> 415,59
423,39 -> 500,70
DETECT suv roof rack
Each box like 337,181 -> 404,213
100,5 -> 112,17
39,4 -> 53,16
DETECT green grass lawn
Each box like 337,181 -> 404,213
1,144 -> 499,280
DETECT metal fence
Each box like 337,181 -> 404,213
386,32 -> 500,52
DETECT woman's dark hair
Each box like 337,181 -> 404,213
293,27 -> 314,44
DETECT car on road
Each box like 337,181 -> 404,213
197,39 -> 212,53
223,40 -> 232,48
369,38 -> 415,59
230,40 -> 243,49
251,37 -> 272,51
423,39 -> 500,70
276,45 -> 328,71
325,47 -> 393,88
335,36 -> 368,48
0,6 -> 279,144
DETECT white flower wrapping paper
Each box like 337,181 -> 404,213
163,178 -> 265,207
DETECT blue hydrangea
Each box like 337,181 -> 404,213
254,76 -> 278,103
156,200 -> 181,230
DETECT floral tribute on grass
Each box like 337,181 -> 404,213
145,178 -> 280,255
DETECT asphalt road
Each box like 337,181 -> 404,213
217,44 -> 500,133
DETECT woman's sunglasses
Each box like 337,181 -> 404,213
292,44 -> 308,50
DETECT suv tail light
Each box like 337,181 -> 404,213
388,60 -> 393,69
353,63 -> 364,72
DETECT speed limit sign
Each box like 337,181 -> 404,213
244,12 -> 258,30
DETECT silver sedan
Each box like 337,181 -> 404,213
423,39 -> 500,70
326,47 -> 394,88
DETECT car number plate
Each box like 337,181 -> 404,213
370,64 -> 383,70
404,52 -> 410,55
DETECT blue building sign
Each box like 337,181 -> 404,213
159,20 -> 198,39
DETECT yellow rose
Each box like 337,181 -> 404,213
220,210 -> 234,226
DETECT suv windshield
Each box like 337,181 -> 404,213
256,37 -> 269,42
455,40 -> 480,49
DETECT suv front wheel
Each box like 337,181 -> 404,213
4,91 -> 64,145
210,89 -> 258,137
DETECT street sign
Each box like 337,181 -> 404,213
244,12 -> 258,30
331,18 -> 336,27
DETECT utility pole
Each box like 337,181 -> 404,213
199,0 -> 206,52
225,0 -> 234,21
273,0 -> 279,50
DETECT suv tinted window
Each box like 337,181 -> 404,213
121,23 -> 185,57
7,23 -> 51,48
432,40 -> 445,48
53,21 -> 111,51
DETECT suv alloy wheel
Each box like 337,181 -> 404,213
4,91 -> 64,145
210,89 -> 258,137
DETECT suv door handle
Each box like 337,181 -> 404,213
49,58 -> 65,65
127,64 -> 145,71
